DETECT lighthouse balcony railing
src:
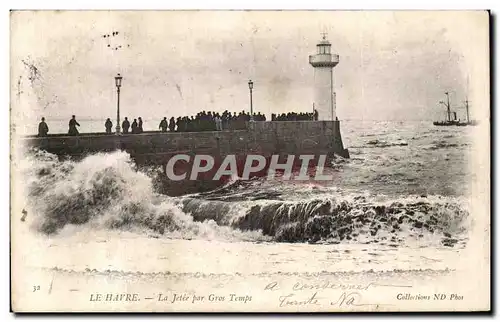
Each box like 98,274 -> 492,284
309,54 -> 339,65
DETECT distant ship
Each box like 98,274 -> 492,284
433,92 -> 478,126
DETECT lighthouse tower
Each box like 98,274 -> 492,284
309,33 -> 339,121
309,33 -> 349,158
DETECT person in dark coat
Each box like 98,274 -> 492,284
175,117 -> 182,132
132,119 -> 139,134
105,118 -> 113,134
38,117 -> 49,137
138,117 -> 143,133
159,117 -> 168,132
131,119 -> 138,134
122,117 -> 130,133
68,115 -> 80,136
169,117 -> 176,132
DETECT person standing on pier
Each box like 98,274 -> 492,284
131,119 -> 138,134
105,118 -> 113,134
221,112 -> 229,130
159,117 -> 168,132
68,115 -> 80,136
138,117 -> 144,133
215,115 -> 222,131
169,117 -> 176,132
122,117 -> 130,134
38,117 -> 49,137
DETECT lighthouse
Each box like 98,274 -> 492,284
309,33 -> 349,158
309,33 -> 339,121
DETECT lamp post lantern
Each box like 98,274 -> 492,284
248,79 -> 254,121
115,73 -> 123,135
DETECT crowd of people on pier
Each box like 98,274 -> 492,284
165,110 -> 265,133
157,109 -> 318,133
36,109 -> 320,136
272,110 -> 318,121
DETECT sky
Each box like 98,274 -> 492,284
10,11 -> 489,124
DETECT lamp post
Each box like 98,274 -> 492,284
248,79 -> 254,121
115,73 -> 123,134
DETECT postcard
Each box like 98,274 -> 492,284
10,10 -> 490,312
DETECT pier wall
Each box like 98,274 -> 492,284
22,121 -> 349,164
22,121 -> 349,195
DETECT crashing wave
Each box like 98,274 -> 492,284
182,195 -> 469,247
19,149 -> 268,242
18,149 -> 469,247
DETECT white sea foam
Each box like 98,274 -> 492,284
18,148 -> 470,249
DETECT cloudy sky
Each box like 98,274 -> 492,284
11,11 -> 488,123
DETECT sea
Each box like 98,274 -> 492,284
12,119 -> 482,311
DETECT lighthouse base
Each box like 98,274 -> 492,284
332,120 -> 350,159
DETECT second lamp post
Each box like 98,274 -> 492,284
248,79 -> 254,122
115,73 -> 123,135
